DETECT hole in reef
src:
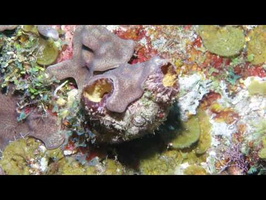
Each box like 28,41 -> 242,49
83,78 -> 113,103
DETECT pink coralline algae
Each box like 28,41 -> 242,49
46,25 -> 136,91
81,57 -> 179,143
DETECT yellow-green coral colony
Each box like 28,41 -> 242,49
36,38 -> 59,66
0,138 -> 64,175
170,115 -> 201,149
198,25 -> 245,57
195,108 -> 212,155
247,26 -> 266,65
248,80 -> 266,96
183,165 -> 208,175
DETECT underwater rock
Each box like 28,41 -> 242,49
46,25 -> 136,92
0,25 -> 18,32
247,26 -> 266,65
37,25 -> 59,40
198,25 -> 245,57
82,57 -> 179,143
36,37 -> 59,66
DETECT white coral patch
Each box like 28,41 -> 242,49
178,73 -> 212,121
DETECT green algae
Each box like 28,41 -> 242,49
139,150 -> 183,175
258,148 -> 266,160
48,157 -> 98,175
171,115 -> 201,149
0,138 -> 41,175
248,80 -> 266,96
195,108 -> 212,154
21,25 -> 39,35
183,165 -> 208,175
198,25 -> 245,57
247,26 -> 266,65
0,137 -> 64,175
101,159 -> 125,175
47,157 -> 126,175
36,38 -> 59,66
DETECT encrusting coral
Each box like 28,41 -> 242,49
0,92 -> 64,153
46,25 -> 136,92
247,26 -> 266,65
198,25 -> 245,57
26,111 -> 65,149
0,92 -> 29,154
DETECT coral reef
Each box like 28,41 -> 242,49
0,138 -> 64,175
82,58 -> 179,143
2,25 -> 266,175
198,25 -> 245,57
